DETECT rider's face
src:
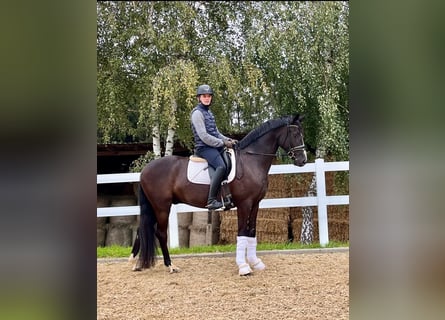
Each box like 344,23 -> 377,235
199,94 -> 212,106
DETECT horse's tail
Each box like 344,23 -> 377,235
129,228 -> 140,260
136,184 -> 158,268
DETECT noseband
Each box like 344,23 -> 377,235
286,125 -> 305,161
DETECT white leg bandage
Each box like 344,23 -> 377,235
236,236 -> 252,275
246,236 -> 265,271
236,236 -> 248,266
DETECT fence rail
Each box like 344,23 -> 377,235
97,158 -> 349,247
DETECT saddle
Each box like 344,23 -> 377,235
187,148 -> 236,185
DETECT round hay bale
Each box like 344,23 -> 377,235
188,224 -> 208,247
177,212 -> 193,247
97,196 -> 110,207
97,227 -> 107,247
130,223 -> 139,244
110,196 -> 137,224
188,211 -> 210,247
178,212 -> 193,227
105,224 -> 133,246
192,211 -> 208,226
178,225 -> 190,248
97,196 -> 110,227
97,217 -> 108,228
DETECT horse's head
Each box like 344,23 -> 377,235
282,114 -> 307,167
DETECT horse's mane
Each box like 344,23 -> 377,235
237,115 -> 294,150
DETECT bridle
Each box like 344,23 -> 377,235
285,125 -> 305,161
245,124 -> 305,159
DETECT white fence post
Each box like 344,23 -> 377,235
168,205 -> 179,248
315,158 -> 329,246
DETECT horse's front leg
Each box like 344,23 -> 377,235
237,202 -> 266,274
156,219 -> 180,273
246,236 -> 266,272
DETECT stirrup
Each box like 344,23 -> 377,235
206,199 -> 223,210
223,195 -> 234,211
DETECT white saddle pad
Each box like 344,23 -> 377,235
187,149 -> 236,185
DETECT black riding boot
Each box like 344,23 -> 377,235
206,167 -> 225,210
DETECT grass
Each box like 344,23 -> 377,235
97,241 -> 349,258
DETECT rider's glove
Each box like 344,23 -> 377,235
224,139 -> 235,148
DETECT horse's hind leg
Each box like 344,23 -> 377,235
155,215 -> 180,273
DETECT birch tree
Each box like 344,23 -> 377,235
291,2 -> 349,243
138,60 -> 198,158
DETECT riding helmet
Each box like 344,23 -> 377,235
196,84 -> 214,96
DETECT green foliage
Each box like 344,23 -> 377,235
129,151 -> 155,173
97,1 -> 349,160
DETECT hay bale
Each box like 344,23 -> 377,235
97,227 -> 107,247
109,196 -> 137,224
209,210 -> 220,245
97,196 -> 110,207
219,208 -> 290,244
219,210 -> 238,244
189,224 -> 208,247
291,216 -> 349,243
265,174 -> 289,198
192,211 -> 208,225
256,208 -> 289,243
178,212 -> 193,227
287,173 -> 314,197
97,196 -> 110,227
328,205 -> 349,221
177,212 -> 193,248
105,224 -> 133,246
327,218 -> 349,242
289,207 -> 300,222
188,211 -> 219,247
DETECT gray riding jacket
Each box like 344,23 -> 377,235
191,104 -> 229,148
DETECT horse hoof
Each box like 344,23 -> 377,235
250,258 -> 266,271
169,265 -> 181,273
132,260 -> 143,271
238,263 -> 253,276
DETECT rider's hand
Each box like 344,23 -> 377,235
224,139 -> 235,148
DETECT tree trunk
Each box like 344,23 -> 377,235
300,175 -> 316,244
164,99 -> 177,156
152,124 -> 162,158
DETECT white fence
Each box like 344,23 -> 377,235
97,158 -> 349,247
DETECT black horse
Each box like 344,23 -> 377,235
130,114 -> 307,275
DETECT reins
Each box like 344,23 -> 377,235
245,151 -> 277,157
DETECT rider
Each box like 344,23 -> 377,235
190,84 -> 237,210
